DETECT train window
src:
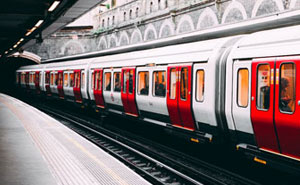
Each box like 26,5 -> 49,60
114,72 -> 121,92
138,71 -> 149,95
196,70 -> 205,102
279,63 -> 295,113
129,70 -> 134,94
39,73 -> 42,85
237,69 -> 249,107
64,73 -> 69,87
32,74 -> 34,84
123,71 -> 127,93
45,73 -> 50,85
169,68 -> 176,99
92,72 -> 95,90
105,72 -> 111,91
96,71 -> 102,90
70,73 -> 74,87
55,73 -> 58,86
256,64 -> 270,110
74,72 -> 79,88
50,73 -> 54,85
180,68 -> 188,100
81,72 -> 85,89
29,74 -> 32,83
58,73 -> 63,86
153,71 -> 166,97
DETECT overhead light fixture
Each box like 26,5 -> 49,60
25,26 -> 37,36
13,44 -> 18,48
5,51 -> 8,54
20,38 -> 24,42
35,20 -> 44,27
9,48 -> 13,51
48,1 -> 60,12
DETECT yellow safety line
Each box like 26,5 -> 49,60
60,131 -> 130,185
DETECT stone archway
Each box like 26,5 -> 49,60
176,15 -> 195,34
144,24 -> 158,41
196,7 -> 219,29
252,0 -> 284,17
222,1 -> 247,23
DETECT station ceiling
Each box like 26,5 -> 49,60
0,0 -> 101,58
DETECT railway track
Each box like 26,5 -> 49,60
36,102 -> 260,185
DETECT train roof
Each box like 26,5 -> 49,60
89,36 -> 240,68
232,25 -> 300,59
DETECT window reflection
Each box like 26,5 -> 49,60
279,63 -> 295,113
257,64 -> 270,110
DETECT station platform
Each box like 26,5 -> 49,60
0,93 -> 151,185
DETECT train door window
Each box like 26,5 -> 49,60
129,70 -> 134,94
169,68 -> 177,99
138,71 -> 149,95
58,73 -> 63,86
91,71 -> 95,90
29,74 -> 32,84
180,68 -> 188,100
32,74 -> 35,84
114,72 -> 121,92
50,73 -> 54,85
123,71 -> 127,93
105,72 -> 111,91
64,73 -> 69,87
97,71 -> 102,90
55,73 -> 59,86
196,70 -> 205,102
237,69 -> 249,107
153,71 -> 166,97
256,64 -> 270,110
81,71 -> 85,89
74,72 -> 79,88
35,73 -> 39,84
70,72 -> 74,87
279,63 -> 295,113
39,73 -> 42,85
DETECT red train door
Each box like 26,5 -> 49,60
167,64 -> 195,131
57,70 -> 64,98
251,60 -> 279,152
273,59 -> 300,158
93,69 -> 105,108
45,71 -> 51,96
35,71 -> 40,94
251,59 -> 300,159
121,68 -> 138,117
73,70 -> 82,102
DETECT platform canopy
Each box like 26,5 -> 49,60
0,0 -> 101,58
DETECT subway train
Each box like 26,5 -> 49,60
16,25 -> 300,174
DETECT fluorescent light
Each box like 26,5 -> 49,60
25,31 -> 32,36
48,1 -> 60,12
35,20 -> 44,27
5,51 -> 8,54
13,44 -> 18,48
20,38 -> 24,42
9,48 -> 13,51
25,26 -> 37,36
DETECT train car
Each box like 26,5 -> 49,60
43,59 -> 90,105
16,65 -> 44,95
225,25 -> 300,173
88,36 -> 242,143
